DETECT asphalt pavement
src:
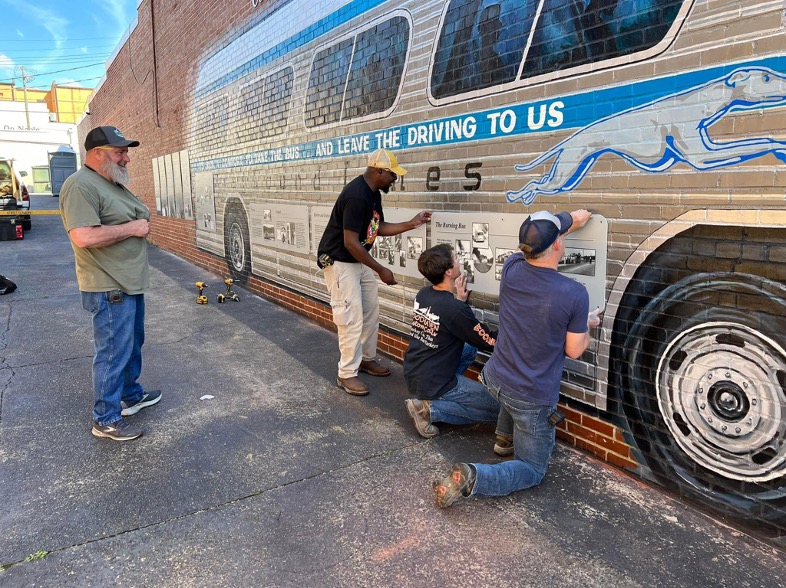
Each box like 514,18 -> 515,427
1,195 -> 785,587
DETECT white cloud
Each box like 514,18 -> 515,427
16,29 -> 24,38
98,0 -> 135,39
6,1 -> 68,48
0,53 -> 15,74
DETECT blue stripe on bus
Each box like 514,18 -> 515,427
196,0 -> 387,100
192,55 -> 786,173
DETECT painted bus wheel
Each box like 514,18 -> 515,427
621,273 -> 786,527
224,203 -> 251,284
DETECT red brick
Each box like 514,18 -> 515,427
560,405 -> 583,424
605,451 -> 638,470
580,415 -> 615,439
595,436 -> 633,457
575,437 -> 607,460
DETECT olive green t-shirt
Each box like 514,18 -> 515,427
60,166 -> 151,294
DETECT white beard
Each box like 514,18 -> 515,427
104,159 -> 130,185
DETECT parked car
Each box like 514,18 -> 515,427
0,158 -> 31,231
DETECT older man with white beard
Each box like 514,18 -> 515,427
60,126 -> 160,441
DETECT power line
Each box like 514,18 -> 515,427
2,36 -> 124,43
0,62 -> 106,84
2,57 -> 111,66
4,56 -> 111,66
63,76 -> 102,85
4,48 -> 115,55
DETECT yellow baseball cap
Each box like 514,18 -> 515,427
367,148 -> 407,176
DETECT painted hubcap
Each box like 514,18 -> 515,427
657,322 -> 786,482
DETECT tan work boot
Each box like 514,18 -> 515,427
433,463 -> 476,508
405,398 -> 439,438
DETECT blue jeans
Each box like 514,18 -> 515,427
471,367 -> 557,497
429,345 -> 501,425
81,291 -> 145,425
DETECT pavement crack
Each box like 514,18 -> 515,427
0,300 -> 12,427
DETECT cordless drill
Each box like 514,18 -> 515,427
195,282 -> 209,304
217,278 -> 240,303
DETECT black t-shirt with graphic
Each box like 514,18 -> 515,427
318,175 -> 383,263
403,287 -> 496,399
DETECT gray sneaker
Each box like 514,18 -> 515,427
92,418 -> 143,441
121,390 -> 162,416
493,434 -> 514,457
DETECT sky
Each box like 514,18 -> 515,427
0,0 -> 139,91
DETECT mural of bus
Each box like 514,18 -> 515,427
175,0 -> 786,537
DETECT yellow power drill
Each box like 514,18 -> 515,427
195,282 -> 209,304
217,278 -> 240,303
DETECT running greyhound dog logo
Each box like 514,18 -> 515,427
506,67 -> 786,205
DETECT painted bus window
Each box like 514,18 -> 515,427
239,67 -> 294,142
431,0 -> 686,99
306,16 -> 410,127
343,16 -> 409,120
523,0 -> 685,78
305,39 -> 353,127
194,95 -> 229,150
432,0 -> 536,98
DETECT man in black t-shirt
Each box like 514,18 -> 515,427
317,149 -> 431,396
403,244 -> 503,438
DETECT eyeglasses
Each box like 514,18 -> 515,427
379,168 -> 397,179
97,147 -> 129,157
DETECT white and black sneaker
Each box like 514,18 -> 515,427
121,390 -> 162,416
92,418 -> 143,441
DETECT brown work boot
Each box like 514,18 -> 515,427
336,376 -> 369,396
359,358 -> 391,377
405,398 -> 439,438
493,434 -> 514,457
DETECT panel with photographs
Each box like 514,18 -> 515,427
193,171 -> 217,233
367,208 -> 427,280
432,212 -> 608,310
249,202 -> 310,255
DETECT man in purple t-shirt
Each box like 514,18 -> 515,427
433,209 -> 602,508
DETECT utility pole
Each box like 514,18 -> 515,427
15,66 -> 34,130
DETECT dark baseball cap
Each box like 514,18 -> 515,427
84,126 -> 140,151
518,210 -> 574,254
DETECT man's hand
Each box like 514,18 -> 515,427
129,219 -> 150,238
455,274 -> 471,302
569,209 -> 592,232
588,306 -> 603,329
378,267 -> 397,286
410,211 -> 432,228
